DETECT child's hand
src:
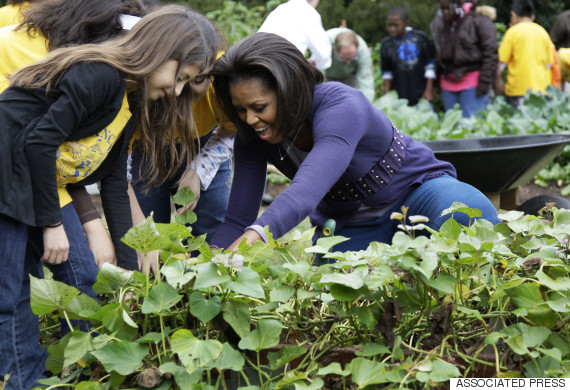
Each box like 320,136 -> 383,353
177,168 -> 201,214
137,249 -> 160,277
83,218 -> 117,269
42,225 -> 69,264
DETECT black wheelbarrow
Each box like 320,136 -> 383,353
422,134 -> 570,212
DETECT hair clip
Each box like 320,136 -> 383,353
119,14 -> 142,30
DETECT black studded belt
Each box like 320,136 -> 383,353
326,125 -> 406,202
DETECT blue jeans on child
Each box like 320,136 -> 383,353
331,175 -> 499,253
130,137 -> 232,242
0,203 -> 99,389
442,87 -> 489,118
0,216 -> 47,390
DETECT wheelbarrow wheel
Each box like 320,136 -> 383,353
516,195 -> 570,216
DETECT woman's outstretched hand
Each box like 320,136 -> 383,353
227,229 -> 263,252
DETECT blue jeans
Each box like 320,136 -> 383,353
130,138 -> 232,242
442,87 -> 488,118
0,216 -> 47,390
28,204 -> 99,333
331,175 -> 499,252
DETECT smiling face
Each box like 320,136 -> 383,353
147,59 -> 202,101
387,15 -> 408,38
229,78 -> 279,143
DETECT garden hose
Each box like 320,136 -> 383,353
313,219 -> 337,266
322,219 -> 336,237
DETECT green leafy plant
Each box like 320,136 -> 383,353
375,88 -> 570,189
205,0 -> 283,46
26,197 -> 570,389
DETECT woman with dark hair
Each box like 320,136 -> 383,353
0,0 -> 145,91
19,0 -> 145,49
209,32 -> 499,252
0,6 -> 219,388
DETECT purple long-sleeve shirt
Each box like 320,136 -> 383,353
210,82 -> 455,248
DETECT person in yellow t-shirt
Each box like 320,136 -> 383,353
0,0 -> 35,28
498,0 -> 554,109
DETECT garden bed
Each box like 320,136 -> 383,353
27,196 -> 570,389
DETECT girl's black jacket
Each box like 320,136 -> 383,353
0,61 -> 138,269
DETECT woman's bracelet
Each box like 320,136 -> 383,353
46,221 -> 63,228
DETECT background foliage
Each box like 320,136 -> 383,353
168,0 -> 569,46
0,0 -> 569,45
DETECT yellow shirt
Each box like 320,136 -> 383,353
0,3 -> 29,28
192,83 -> 235,138
498,22 -> 554,97
559,48 -> 570,83
0,24 -> 48,92
56,94 -> 132,206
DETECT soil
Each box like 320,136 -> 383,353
515,181 -> 570,205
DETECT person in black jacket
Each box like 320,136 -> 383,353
430,0 -> 498,117
0,5 -> 220,389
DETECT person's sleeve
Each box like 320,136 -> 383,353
475,16 -> 499,95
380,39 -> 393,80
356,43 -> 375,101
498,29 -> 513,64
430,13 -> 443,58
254,92 -> 371,239
192,87 -> 236,190
209,134 -> 267,249
68,186 -> 101,224
24,62 -> 122,226
305,13 -> 332,70
194,133 -> 234,190
99,140 -> 138,270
